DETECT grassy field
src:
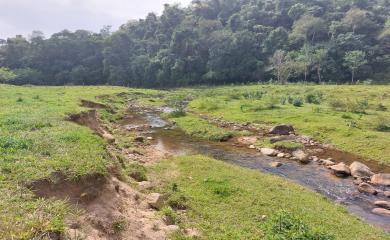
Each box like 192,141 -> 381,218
160,85 -> 389,165
0,85 -> 130,239
0,84 -> 389,239
152,155 -> 389,240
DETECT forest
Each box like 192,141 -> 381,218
0,0 -> 389,87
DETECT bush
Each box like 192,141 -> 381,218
293,97 -> 304,107
168,193 -> 189,210
329,98 -> 369,113
376,103 -> 387,111
349,99 -> 368,114
263,210 -> 335,240
375,116 -> 390,132
160,207 -> 179,225
305,91 -> 323,104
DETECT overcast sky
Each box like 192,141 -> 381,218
0,0 -> 192,39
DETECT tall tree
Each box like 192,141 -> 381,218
0,68 -> 16,83
271,50 -> 293,84
344,50 -> 367,83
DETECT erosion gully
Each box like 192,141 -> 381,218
120,106 -> 390,232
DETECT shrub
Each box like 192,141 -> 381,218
263,210 -> 335,240
341,114 -> 352,119
349,99 -> 368,114
112,217 -> 127,233
328,99 -> 347,111
242,90 -> 266,100
160,207 -> 179,225
305,91 -> 323,104
293,97 -> 304,107
376,103 -> 387,111
287,95 -> 294,104
168,193 -> 189,210
375,116 -> 390,132
329,98 -> 369,113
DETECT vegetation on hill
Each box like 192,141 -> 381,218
0,0 -> 389,87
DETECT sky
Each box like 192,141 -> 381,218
0,0 -> 192,39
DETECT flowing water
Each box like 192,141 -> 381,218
121,107 -> 390,232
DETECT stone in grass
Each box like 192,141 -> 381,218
269,124 -> 294,135
277,153 -> 285,158
147,193 -> 166,210
357,182 -> 377,195
330,163 -> 351,177
102,132 -> 115,143
260,148 -> 277,156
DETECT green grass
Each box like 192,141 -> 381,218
0,85 -> 130,239
1,84 -> 389,239
184,85 -> 390,165
169,114 -> 237,141
152,155 -> 389,240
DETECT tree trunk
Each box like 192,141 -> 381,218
351,70 -> 355,84
317,67 -> 321,84
304,69 -> 307,82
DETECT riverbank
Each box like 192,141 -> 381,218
0,84 -> 389,239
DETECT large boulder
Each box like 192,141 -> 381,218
357,183 -> 377,195
269,124 -> 294,135
292,150 -> 310,164
372,208 -> 390,216
260,148 -> 277,156
374,201 -> 390,210
330,163 -> 351,177
349,161 -> 374,179
371,173 -> 390,186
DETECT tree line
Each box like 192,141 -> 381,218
1,0 -> 389,87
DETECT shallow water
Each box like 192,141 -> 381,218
122,108 -> 390,232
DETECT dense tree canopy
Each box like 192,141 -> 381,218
0,0 -> 389,87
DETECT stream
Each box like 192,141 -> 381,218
121,107 -> 390,232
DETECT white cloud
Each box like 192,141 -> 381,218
0,0 -> 191,39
